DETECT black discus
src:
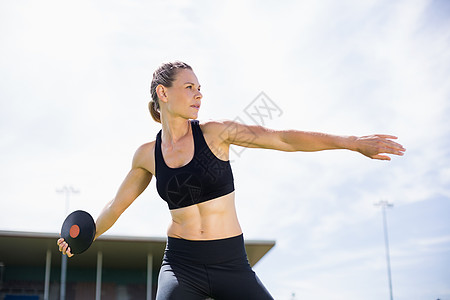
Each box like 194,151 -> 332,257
60,210 -> 96,254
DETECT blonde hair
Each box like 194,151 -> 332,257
148,100 -> 161,123
149,61 -> 192,123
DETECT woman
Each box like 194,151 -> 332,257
58,61 -> 405,299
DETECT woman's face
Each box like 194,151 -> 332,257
163,68 -> 202,120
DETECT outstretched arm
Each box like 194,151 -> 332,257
219,120 -> 405,160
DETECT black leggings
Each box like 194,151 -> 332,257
156,234 -> 274,300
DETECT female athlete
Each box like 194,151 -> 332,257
58,61 -> 405,299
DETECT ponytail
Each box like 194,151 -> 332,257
149,100 -> 161,123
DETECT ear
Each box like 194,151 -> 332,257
156,84 -> 168,103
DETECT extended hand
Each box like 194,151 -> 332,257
355,135 -> 405,160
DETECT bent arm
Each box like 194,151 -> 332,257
58,145 -> 153,257
220,120 -> 405,160
94,144 -> 153,240
94,167 -> 152,240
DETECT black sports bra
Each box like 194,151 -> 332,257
154,120 -> 235,210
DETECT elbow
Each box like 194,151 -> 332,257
278,130 -> 298,152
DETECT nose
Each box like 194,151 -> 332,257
195,90 -> 203,100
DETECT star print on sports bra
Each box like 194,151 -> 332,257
154,120 -> 235,210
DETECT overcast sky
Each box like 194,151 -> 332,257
1,0 -> 449,299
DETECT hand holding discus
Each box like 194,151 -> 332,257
57,210 -> 96,257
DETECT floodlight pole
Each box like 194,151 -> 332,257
375,200 -> 394,300
57,186 -> 79,300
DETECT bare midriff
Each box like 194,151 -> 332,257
167,191 -> 242,240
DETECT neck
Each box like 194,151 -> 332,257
160,114 -> 192,144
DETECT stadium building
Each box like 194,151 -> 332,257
0,230 -> 275,300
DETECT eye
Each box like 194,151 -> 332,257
186,85 -> 193,89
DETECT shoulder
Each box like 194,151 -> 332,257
132,140 -> 156,174
198,119 -> 235,136
135,141 -> 156,155
198,118 -> 262,144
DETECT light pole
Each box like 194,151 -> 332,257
56,186 -> 79,300
374,200 -> 394,300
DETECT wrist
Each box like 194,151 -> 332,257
344,135 -> 359,152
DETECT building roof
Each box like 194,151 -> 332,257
0,230 -> 275,270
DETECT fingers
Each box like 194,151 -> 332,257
385,142 -> 406,156
58,239 -> 67,253
57,238 -> 74,257
67,247 -> 73,257
358,134 -> 406,160
371,154 -> 391,161
374,134 -> 398,140
374,135 -> 406,157
380,145 -> 405,157
371,146 -> 404,160
385,139 -> 406,152
372,141 -> 405,160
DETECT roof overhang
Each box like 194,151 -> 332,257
0,231 -> 275,269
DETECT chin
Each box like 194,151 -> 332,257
181,114 -> 198,120
189,112 -> 199,120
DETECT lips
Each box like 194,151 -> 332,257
191,104 -> 200,110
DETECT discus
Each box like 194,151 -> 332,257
60,210 -> 96,254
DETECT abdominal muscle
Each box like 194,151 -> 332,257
167,191 -> 242,240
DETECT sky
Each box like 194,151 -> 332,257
1,0 -> 449,299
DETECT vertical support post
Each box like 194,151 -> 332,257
96,251 -> 103,300
375,200 -> 394,300
44,249 -> 51,300
60,255 -> 67,300
381,204 -> 394,300
57,185 -> 79,300
147,253 -> 153,300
